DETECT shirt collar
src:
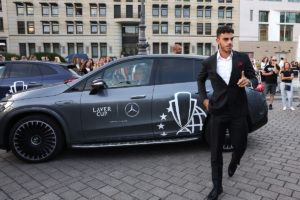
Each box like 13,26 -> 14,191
217,50 -> 233,61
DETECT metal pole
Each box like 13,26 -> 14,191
137,0 -> 148,55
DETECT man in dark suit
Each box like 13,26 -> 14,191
197,26 -> 258,200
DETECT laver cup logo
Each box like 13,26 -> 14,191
9,81 -> 28,94
168,92 -> 207,134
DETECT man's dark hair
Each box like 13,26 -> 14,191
216,26 -> 234,37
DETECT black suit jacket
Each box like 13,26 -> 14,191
197,51 -> 258,117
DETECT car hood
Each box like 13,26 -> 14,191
10,84 -> 70,101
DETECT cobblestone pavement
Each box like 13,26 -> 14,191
0,101 -> 300,200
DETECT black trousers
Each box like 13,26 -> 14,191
210,112 -> 248,188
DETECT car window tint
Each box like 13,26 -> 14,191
194,60 -> 204,80
38,64 -> 57,75
8,63 -> 37,78
0,65 -> 6,78
31,65 -> 41,76
156,58 -> 194,84
102,59 -> 153,88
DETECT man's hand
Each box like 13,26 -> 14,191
203,99 -> 209,110
237,71 -> 250,87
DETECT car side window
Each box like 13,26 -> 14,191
0,65 -> 6,78
102,59 -> 153,88
7,63 -> 41,78
38,64 -> 57,75
156,58 -> 194,84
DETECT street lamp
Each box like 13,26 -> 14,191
137,0 -> 148,55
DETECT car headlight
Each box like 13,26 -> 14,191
0,101 -> 13,112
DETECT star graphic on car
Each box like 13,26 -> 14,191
160,113 -> 167,120
157,123 -> 165,130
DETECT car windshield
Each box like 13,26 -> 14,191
0,65 -> 6,78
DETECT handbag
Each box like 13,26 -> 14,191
284,84 -> 291,91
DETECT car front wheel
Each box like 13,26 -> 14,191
9,115 -> 64,163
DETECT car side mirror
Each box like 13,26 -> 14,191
90,79 -> 107,95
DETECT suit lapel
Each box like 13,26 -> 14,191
229,51 -> 239,86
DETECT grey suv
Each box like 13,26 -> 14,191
0,55 -> 268,162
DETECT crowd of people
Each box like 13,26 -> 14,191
252,56 -> 300,110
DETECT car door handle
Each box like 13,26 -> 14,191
28,82 -> 42,86
55,100 -> 74,105
130,95 -> 146,99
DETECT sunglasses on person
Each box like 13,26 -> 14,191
272,59 -> 277,61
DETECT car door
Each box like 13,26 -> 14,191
5,62 -> 42,95
152,58 -> 207,138
80,58 -> 154,142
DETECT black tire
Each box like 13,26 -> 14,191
204,119 -> 234,152
9,115 -> 64,163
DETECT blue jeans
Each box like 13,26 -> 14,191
280,82 -> 294,108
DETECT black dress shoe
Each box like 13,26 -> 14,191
228,162 -> 237,177
206,187 -> 223,200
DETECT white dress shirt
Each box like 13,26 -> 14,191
217,51 -> 233,85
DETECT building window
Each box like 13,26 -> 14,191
44,43 -> 51,53
184,43 -> 190,54
66,4 -> 73,16
259,11 -> 269,22
197,23 -> 203,35
183,6 -> 190,18
114,5 -> 121,18
161,5 -> 168,17
280,12 -> 300,23
197,6 -> 203,17
161,22 -> 168,34
218,23 -> 225,28
77,43 -> 84,53
67,22 -> 74,34
0,18 -> 3,32
205,23 -> 211,35
91,43 -> 98,58
153,43 -> 159,54
27,21 -> 35,34
68,43 -> 75,55
28,43 -> 35,55
100,43 -> 107,57
99,4 -> 106,17
51,4 -> 59,16
183,22 -> 190,34
161,43 -> 168,54
52,22 -> 59,34
17,21 -> 25,34
16,3 -> 24,16
41,4 -> 49,16
126,5 -> 133,18
153,22 -> 159,34
197,43 -> 203,55
280,25 -> 293,41
152,4 -> 159,17
42,22 -> 50,34
218,0 -> 225,2
175,22 -> 182,34
75,3 -> 82,16
175,5 -> 181,18
53,43 -> 60,55
250,10 -> 253,21
91,21 -> 98,34
205,43 -> 211,56
19,43 -> 27,56
226,0 -> 232,3
205,6 -> 212,18
218,7 -> 225,18
0,0 -> 2,12
226,7 -> 233,19
26,3 -> 34,16
76,22 -> 83,34
99,21 -> 107,34
259,24 -> 268,41
90,4 -> 97,17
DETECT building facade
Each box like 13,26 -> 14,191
0,0 -> 9,53
2,0 -> 239,59
239,0 -> 300,62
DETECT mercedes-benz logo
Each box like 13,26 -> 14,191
125,103 -> 140,117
